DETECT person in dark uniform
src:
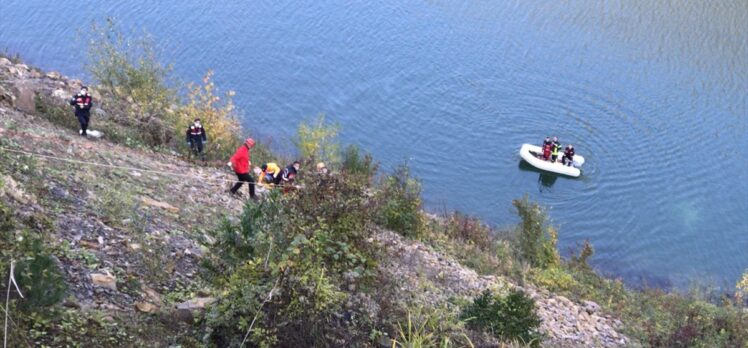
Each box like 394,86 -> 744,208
69,86 -> 93,136
562,144 -> 575,166
185,118 -> 208,161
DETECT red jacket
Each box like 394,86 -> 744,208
230,145 -> 251,174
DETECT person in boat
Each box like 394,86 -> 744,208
542,137 -> 552,160
550,136 -> 561,163
562,144 -> 575,166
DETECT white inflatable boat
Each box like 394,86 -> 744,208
519,143 -> 585,177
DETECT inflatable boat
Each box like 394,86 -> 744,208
519,144 -> 585,177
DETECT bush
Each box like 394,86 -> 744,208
341,144 -> 378,186
512,196 -> 559,269
376,164 -> 423,238
177,70 -> 243,161
295,114 -> 341,166
205,174 -> 378,347
461,289 -> 541,346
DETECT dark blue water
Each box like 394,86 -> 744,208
2,0 -> 746,290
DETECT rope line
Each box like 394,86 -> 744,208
0,146 -> 294,187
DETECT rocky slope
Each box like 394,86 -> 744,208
0,58 -> 630,347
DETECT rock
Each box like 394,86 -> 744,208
14,63 -> 29,71
93,107 -> 107,117
0,85 -> 15,106
135,302 -> 158,313
11,83 -> 35,113
46,71 -> 61,80
52,88 -> 71,100
90,272 -> 117,291
176,297 -> 216,311
128,242 -> 142,251
141,286 -> 162,305
79,240 -> 99,249
0,57 -> 11,66
141,196 -> 180,213
582,300 -> 601,315
87,129 -> 104,139
0,175 -> 35,204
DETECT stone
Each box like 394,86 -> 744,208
0,175 -> 35,204
79,240 -> 99,249
46,71 -> 61,80
87,129 -> 104,139
176,297 -> 216,311
141,196 -> 180,213
0,57 -> 11,66
14,63 -> 29,71
52,88 -> 71,100
90,272 -> 117,291
135,302 -> 158,313
582,300 -> 601,315
11,84 -> 35,113
0,85 -> 15,106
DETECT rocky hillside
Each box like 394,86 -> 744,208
1,57 -> 630,347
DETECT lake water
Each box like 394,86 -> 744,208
1,0 -> 746,290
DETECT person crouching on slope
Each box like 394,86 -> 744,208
228,138 -> 257,199
258,162 -> 281,188
274,161 -> 301,187
69,86 -> 93,137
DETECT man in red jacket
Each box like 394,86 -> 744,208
229,138 -> 256,199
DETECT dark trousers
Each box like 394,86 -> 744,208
551,154 -> 558,163
231,173 -> 256,198
562,155 -> 573,166
190,140 -> 205,160
76,112 -> 90,135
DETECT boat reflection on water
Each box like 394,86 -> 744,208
518,160 -> 558,190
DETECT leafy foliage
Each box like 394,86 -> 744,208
205,173 -> 378,347
460,289 -> 542,347
341,144 -> 378,186
376,164 -> 424,238
177,70 -> 243,161
512,196 -> 559,269
295,114 -> 341,166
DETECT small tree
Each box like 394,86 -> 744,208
295,114 -> 340,166
512,196 -> 560,269
178,70 -> 243,160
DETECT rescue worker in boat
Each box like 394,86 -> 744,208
562,144 -> 575,166
542,136 -> 552,161
550,136 -> 561,163
186,118 -> 208,161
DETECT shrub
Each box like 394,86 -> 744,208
295,114 -> 341,166
341,144 -> 378,185
177,70 -> 243,161
34,94 -> 80,131
460,289 -> 542,347
86,18 -> 176,115
205,174 -> 378,347
512,196 -> 559,269
376,164 -> 424,238
530,267 -> 576,292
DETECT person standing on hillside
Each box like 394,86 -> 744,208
69,86 -> 93,137
185,118 -> 208,161
228,138 -> 257,199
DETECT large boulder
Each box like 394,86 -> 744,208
11,82 -> 36,113
0,57 -> 12,66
